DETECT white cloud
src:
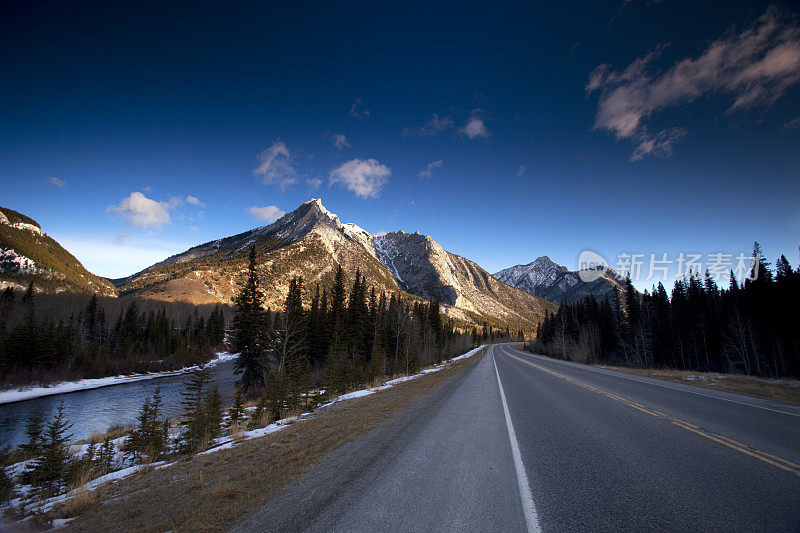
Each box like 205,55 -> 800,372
329,158 -> 390,199
588,7 -> 800,160
460,111 -> 490,139
254,142 -> 297,188
186,195 -> 205,207
306,177 -> 323,191
402,114 -> 454,136
248,205 -> 286,223
516,165 -> 526,177
630,128 -> 686,161
783,116 -> 800,129
349,98 -> 370,118
166,196 -> 185,209
418,159 -> 443,178
113,230 -> 130,244
107,192 -> 172,229
46,176 -> 66,188
332,133 -> 351,149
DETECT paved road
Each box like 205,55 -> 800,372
235,344 -> 800,532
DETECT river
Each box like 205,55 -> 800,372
0,360 -> 240,447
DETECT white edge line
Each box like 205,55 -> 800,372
493,348 -> 542,533
507,346 -> 800,418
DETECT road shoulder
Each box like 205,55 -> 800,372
64,354 -> 483,532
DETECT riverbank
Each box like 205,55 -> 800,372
50,347 -> 487,531
0,352 -> 239,405
1,346 -> 486,530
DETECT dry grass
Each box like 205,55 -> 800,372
54,465 -> 101,518
248,408 -> 274,429
60,354 -> 482,532
75,425 -> 133,445
597,365 -> 800,405
227,421 -> 245,440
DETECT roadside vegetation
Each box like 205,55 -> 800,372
595,365 -> 800,405
0,246 -> 511,528
61,352 -> 483,532
231,246 -> 518,414
527,243 -> 800,384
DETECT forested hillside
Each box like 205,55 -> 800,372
231,247 -> 518,414
0,207 -> 116,296
0,288 -> 228,387
529,244 -> 800,379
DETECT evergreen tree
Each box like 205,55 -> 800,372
22,281 -> 34,303
20,410 -> 45,458
125,386 -> 168,461
99,436 -> 115,473
29,402 -> 73,492
228,382 -> 245,428
233,246 -> 271,392
204,385 -> 223,441
180,365 -> 214,452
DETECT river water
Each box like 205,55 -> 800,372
0,360 -> 240,447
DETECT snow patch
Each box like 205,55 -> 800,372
0,214 -> 43,237
0,248 -> 37,275
198,345 -> 486,456
0,352 -> 239,405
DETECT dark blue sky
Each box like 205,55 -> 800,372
1,1 -> 798,288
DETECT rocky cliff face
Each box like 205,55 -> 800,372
117,199 -> 554,328
494,256 -> 622,305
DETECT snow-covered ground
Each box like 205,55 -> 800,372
0,352 -> 239,405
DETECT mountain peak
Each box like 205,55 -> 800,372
297,197 -> 342,225
528,256 -> 561,269
494,255 -> 622,305
116,198 -> 554,328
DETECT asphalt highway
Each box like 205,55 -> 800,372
235,344 -> 800,532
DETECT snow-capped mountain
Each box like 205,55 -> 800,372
493,256 -> 622,305
118,199 -> 555,328
0,207 -> 116,295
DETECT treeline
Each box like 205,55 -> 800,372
0,285 -> 228,386
233,247 -> 507,417
529,244 -> 800,379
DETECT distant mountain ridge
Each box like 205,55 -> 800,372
117,199 -> 556,329
493,256 -> 622,305
0,206 -> 116,295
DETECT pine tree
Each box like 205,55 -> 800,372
233,246 -> 271,392
228,382 -> 245,428
30,402 -> 73,492
180,365 -> 213,452
126,386 -> 168,462
22,281 -> 34,303
204,385 -> 223,441
20,410 -> 45,458
99,436 -> 115,474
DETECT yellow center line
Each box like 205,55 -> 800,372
500,348 -> 800,477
